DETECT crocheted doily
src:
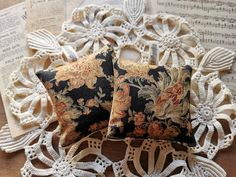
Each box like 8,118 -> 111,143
1,1 -> 236,176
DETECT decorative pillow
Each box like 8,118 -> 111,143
107,59 -> 196,146
36,45 -> 115,146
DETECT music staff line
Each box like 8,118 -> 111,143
157,11 -> 236,29
156,1 -> 236,14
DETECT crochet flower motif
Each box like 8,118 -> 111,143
142,14 -> 205,67
5,50 -> 62,126
190,47 -> 236,159
21,130 -> 102,177
57,5 -> 129,57
191,71 -> 236,159
20,130 -> 227,177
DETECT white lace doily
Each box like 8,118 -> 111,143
1,1 -> 236,177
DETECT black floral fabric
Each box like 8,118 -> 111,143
36,45 -> 114,146
107,59 -> 196,146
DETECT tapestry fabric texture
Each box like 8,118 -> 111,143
107,59 -> 195,146
36,46 -> 115,146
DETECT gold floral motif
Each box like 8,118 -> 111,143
60,123 -> 81,147
86,99 -> 99,108
44,81 -> 53,90
134,112 -> 145,126
166,83 -> 183,106
162,126 -> 180,139
54,96 -> 81,123
118,59 -> 150,79
55,101 -> 68,115
61,109 -> 79,121
147,121 -> 163,139
133,127 -> 146,137
100,101 -> 112,112
155,83 -> 184,116
109,84 -> 131,127
54,94 -> 74,116
77,98 -> 85,105
55,55 -> 105,90
89,120 -> 109,132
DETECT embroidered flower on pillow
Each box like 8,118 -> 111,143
36,45 -> 115,146
107,59 -> 195,145
54,55 -> 105,90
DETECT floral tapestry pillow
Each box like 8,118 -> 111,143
107,59 -> 196,146
36,45 -> 114,146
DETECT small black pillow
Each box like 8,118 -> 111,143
36,45 -> 114,146
107,59 -> 196,146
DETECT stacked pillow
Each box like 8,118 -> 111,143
36,45 -> 114,146
36,45 -> 196,146
107,59 -> 195,145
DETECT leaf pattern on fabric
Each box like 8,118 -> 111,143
107,59 -> 195,146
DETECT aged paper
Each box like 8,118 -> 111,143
146,0 -> 236,52
0,2 -> 37,138
26,0 -> 65,35
26,0 -> 123,34
65,0 -> 123,19
77,0 -> 123,7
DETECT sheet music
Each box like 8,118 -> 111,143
146,0 -> 236,52
0,2 -> 36,138
221,62 -> 236,95
26,0 -> 66,35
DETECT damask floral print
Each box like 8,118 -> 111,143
109,84 -> 131,127
55,55 -> 105,90
36,45 -> 115,146
107,59 -> 195,145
